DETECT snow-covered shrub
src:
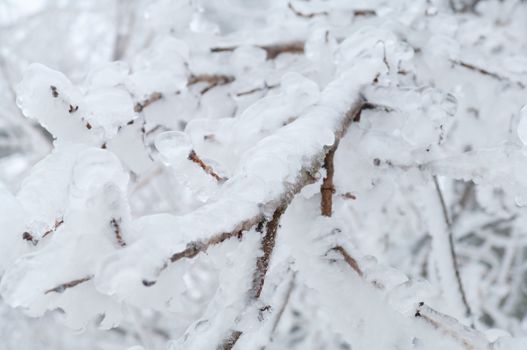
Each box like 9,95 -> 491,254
1,0 -> 527,349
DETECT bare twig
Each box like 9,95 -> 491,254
134,92 -> 163,113
262,42 -> 304,60
110,217 -> 126,247
23,217 -> 64,245
188,150 -> 227,183
251,206 -> 287,299
220,331 -> 242,350
221,205 -> 287,348
451,60 -> 525,89
211,42 -> 305,60
42,218 -> 64,238
44,276 -> 93,294
269,272 -> 296,339
433,176 -> 472,320
353,9 -> 377,17
331,246 -> 363,276
188,74 -> 235,94
414,302 -> 488,349
235,83 -> 279,97
287,2 -> 328,18
321,148 -> 336,216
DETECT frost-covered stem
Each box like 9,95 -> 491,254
269,272 -> 296,341
432,176 -> 472,320
44,275 -> 93,294
23,217 -> 64,245
321,147 -> 336,216
251,206 -> 286,299
221,331 -> 242,350
188,150 -> 227,183
221,206 -> 286,349
211,41 -> 305,60
134,92 -> 163,113
414,302 -> 488,350
287,2 -> 328,18
235,83 -> 279,97
331,246 -> 363,276
145,98 -> 366,284
110,218 -> 126,247
187,74 -> 235,94
451,59 -> 525,89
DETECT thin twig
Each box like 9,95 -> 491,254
353,9 -> 377,17
331,246 -> 363,276
220,331 -> 242,350
188,74 -> 235,94
433,176 -> 472,320
221,205 -> 287,349
23,217 -> 64,245
44,276 -> 93,294
235,83 -> 279,97
110,217 -> 126,247
414,302 -> 488,350
287,2 -> 328,18
269,272 -> 296,339
251,206 -> 287,299
321,148 -> 336,216
134,92 -> 163,113
188,150 -> 227,183
451,60 -> 525,89
211,42 -> 305,60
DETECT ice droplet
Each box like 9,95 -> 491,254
155,131 -> 193,161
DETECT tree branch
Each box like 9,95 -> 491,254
287,2 -> 328,18
44,275 -> 93,294
451,59 -> 525,89
188,150 -> 227,183
134,92 -> 163,113
251,206 -> 287,299
188,74 -> 235,94
331,246 -> 363,276
211,42 -> 305,60
414,302 -> 488,349
321,147 -> 336,216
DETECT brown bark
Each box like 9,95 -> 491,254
321,147 -> 335,216
188,150 -> 226,183
45,275 -> 93,294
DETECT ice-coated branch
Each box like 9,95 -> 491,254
251,206 -> 287,299
331,246 -> 363,276
287,2 -> 328,18
187,150 -> 227,183
321,147 -> 336,216
221,331 -> 242,350
451,59 -> 525,89
414,302 -> 489,350
187,74 -> 235,94
211,41 -> 305,60
134,92 -> 163,113
44,275 -> 93,294
268,272 -> 296,341
143,98 -> 369,285
220,205 -> 287,348
22,217 -> 64,245
110,217 -> 126,247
